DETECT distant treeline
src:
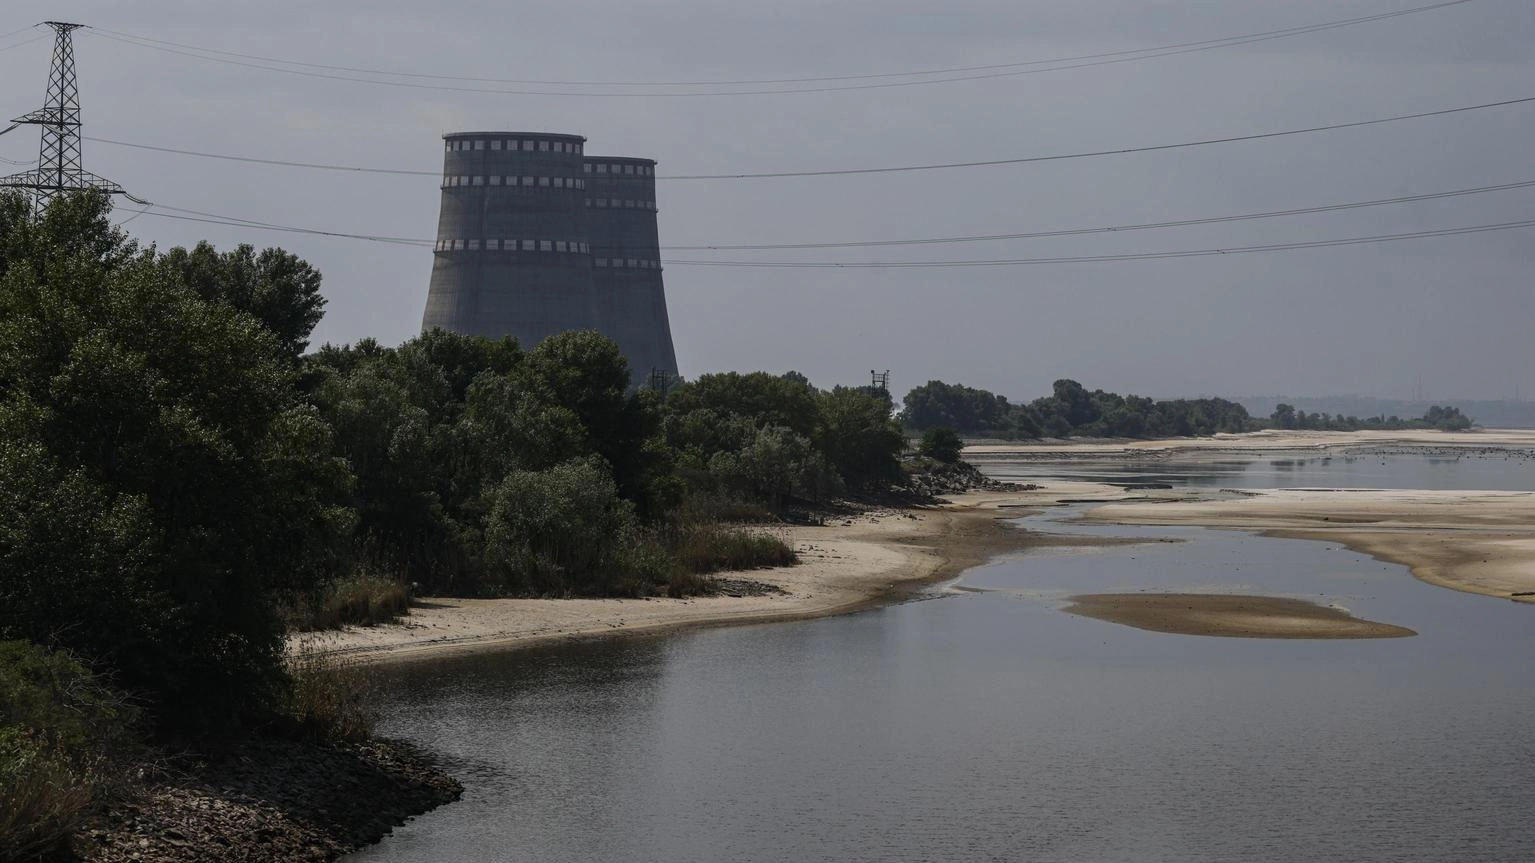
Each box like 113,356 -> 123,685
1242,395 -> 1513,427
900,379 -> 1254,438
1267,403 -> 1472,432
902,379 -> 1477,438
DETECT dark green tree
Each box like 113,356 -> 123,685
0,192 -> 349,729
159,242 -> 326,359
918,427 -> 965,463
817,386 -> 905,490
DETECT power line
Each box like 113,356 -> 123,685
85,1 -> 1471,93
0,32 -> 48,52
121,203 -> 434,246
662,96 -> 1535,179
664,179 -> 1535,250
115,182 -> 1535,265
661,219 -> 1535,267
86,136 -> 440,175
84,94 -> 1535,181
83,13 -> 1452,97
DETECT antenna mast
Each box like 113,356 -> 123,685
0,22 -> 134,212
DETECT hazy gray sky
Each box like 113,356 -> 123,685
2,0 -> 1530,402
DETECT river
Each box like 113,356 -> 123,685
349,452 -> 1535,862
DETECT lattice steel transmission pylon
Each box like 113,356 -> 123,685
0,22 -> 134,212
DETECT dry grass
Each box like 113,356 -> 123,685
675,493 -> 779,525
0,737 -> 98,863
280,641 -> 376,744
287,574 -> 411,632
675,525 -> 798,575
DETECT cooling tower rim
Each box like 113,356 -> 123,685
584,155 -> 657,166
443,130 -> 587,142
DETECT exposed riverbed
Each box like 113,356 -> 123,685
349,451 -> 1535,863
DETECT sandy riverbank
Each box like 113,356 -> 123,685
303,484 -> 1118,664
1082,488 -> 1535,604
966,427 -> 1535,458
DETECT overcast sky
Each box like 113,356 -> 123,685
2,0 -> 1531,403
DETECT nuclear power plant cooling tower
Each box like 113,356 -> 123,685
421,131 -> 678,385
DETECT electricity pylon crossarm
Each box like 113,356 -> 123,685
0,22 -> 134,212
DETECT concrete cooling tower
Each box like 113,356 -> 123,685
584,155 -> 678,385
421,131 -> 679,386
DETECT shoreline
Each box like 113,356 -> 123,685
1081,488 -> 1535,604
301,487 -> 1098,666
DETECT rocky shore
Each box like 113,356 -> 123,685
71,737 -> 460,863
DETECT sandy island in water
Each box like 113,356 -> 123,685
1080,488 -> 1535,606
1063,593 -> 1416,639
303,429 -> 1535,658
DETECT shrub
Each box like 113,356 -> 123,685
918,427 -> 964,463
483,459 -> 638,595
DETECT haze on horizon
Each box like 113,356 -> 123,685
1,0 -> 1530,403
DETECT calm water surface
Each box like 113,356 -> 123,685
351,455 -> 1535,862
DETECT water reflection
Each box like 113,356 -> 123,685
351,459 -> 1535,863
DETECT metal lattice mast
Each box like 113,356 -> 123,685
0,22 -> 130,212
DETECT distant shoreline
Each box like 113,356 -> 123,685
963,426 -> 1535,459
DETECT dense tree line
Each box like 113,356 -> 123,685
0,192 -> 907,733
901,378 -> 1255,439
1268,403 -> 1473,432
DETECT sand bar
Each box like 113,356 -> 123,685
1083,488 -> 1535,603
1064,593 -> 1416,639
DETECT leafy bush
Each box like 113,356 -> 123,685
483,459 -> 639,595
918,427 -> 964,463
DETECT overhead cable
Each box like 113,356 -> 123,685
663,178 -> 1535,250
0,31 -> 48,52
661,219 -> 1535,268
116,179 -> 1535,262
86,1 -> 1471,94
84,95 -> 1535,181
